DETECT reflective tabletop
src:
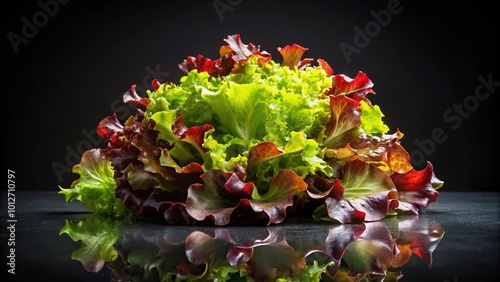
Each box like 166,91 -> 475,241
1,191 -> 499,282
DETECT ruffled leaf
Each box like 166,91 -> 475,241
351,130 -> 413,174
250,169 -> 308,225
201,81 -> 270,141
277,44 -> 314,70
185,170 -> 254,226
359,100 -> 390,134
58,149 -> 125,216
223,33 -> 271,63
322,95 -> 362,149
324,160 -> 397,223
123,84 -> 150,107
391,162 -> 442,214
327,72 -> 375,103
247,141 -> 283,166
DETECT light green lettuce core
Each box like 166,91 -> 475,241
146,58 -> 333,146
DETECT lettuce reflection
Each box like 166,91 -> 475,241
59,216 -> 444,281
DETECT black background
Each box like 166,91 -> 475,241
4,0 -> 499,192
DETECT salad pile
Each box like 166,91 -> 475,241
59,34 -> 443,226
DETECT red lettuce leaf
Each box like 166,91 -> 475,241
178,34 -> 271,78
122,84 -> 150,107
247,141 -> 283,165
317,58 -> 334,76
391,161 -> 442,214
322,95 -> 362,149
178,55 -> 223,77
350,130 -> 413,174
97,109 -> 150,175
325,192 -> 367,224
97,113 -> 124,143
172,115 -> 214,154
249,169 -> 308,225
277,44 -> 314,70
324,160 -> 398,223
224,33 -> 271,63
185,170 -> 255,226
326,71 -> 375,103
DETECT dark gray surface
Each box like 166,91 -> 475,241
1,191 -> 499,281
